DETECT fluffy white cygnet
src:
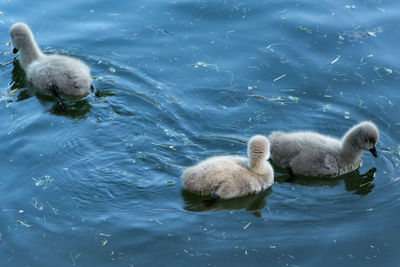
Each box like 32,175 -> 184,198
10,22 -> 92,98
181,135 -> 274,199
268,121 -> 379,177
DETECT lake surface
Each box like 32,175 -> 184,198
0,0 -> 399,266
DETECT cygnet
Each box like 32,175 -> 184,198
268,121 -> 379,177
181,135 -> 274,199
10,22 -> 93,99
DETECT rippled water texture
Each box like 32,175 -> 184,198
0,0 -> 399,266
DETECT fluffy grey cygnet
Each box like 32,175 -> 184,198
181,135 -> 274,199
268,121 -> 379,177
10,22 -> 92,98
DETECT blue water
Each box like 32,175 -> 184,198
1,0 -> 399,266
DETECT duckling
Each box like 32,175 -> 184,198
181,135 -> 274,199
9,22 -> 93,100
268,121 -> 379,177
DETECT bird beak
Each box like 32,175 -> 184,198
369,146 -> 378,158
13,48 -> 19,54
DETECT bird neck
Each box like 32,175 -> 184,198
19,35 -> 43,68
341,132 -> 362,165
249,155 -> 267,174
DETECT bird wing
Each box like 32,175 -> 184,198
324,154 -> 340,176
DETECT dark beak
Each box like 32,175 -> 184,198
13,48 -> 19,54
369,146 -> 378,158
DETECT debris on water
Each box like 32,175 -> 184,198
151,143 -> 176,151
31,199 -> 43,211
267,205 -> 272,215
46,200 -> 58,215
17,219 -> 32,227
150,218 -> 163,225
99,233 -> 111,237
384,68 -> 392,74
193,61 -> 219,70
167,95 -> 182,104
243,222 -> 251,230
0,61 -> 13,68
354,72 -> 365,80
18,210 -> 24,213
108,67 -> 116,73
247,94 -> 299,105
391,177 -> 400,183
102,240 -> 108,246
247,94 -> 267,100
330,55 -> 341,65
373,66 -> 382,77
340,27 -> 381,43
366,208 -> 374,212
32,175 -> 54,189
70,252 -> 81,264
273,74 -> 287,82
157,28 -> 172,35
296,26 -> 312,34
345,5 -> 356,9
370,27 -> 382,35
8,89 -> 18,95
265,43 -> 283,52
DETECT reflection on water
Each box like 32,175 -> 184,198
343,168 -> 376,195
275,167 -> 377,196
9,59 -> 26,92
181,166 -> 375,218
182,188 -> 272,217
10,59 -> 93,119
47,97 -> 92,119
